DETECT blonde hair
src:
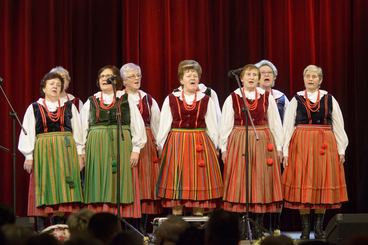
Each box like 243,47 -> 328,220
177,60 -> 202,81
303,65 -> 323,81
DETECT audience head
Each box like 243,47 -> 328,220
0,204 -> 16,227
87,212 -> 121,244
205,209 -> 240,245
25,233 -> 59,245
260,234 -> 295,245
66,208 -> 94,237
110,231 -> 143,245
1,224 -> 34,245
154,215 -> 190,245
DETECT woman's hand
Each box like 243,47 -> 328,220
78,154 -> 85,171
282,156 -> 288,169
221,151 -> 227,163
277,151 -> 283,164
130,152 -> 140,167
24,160 -> 33,174
339,154 -> 345,164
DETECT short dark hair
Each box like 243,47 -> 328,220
96,65 -> 123,90
40,72 -> 64,97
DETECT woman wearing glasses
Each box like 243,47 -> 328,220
80,65 -> 147,217
156,60 -> 223,216
282,65 -> 348,239
120,63 -> 162,224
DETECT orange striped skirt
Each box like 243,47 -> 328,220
156,128 -> 223,208
222,126 -> 283,213
282,125 -> 348,209
138,127 -> 162,214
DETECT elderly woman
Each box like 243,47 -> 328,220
18,72 -> 84,217
80,65 -> 146,218
156,60 -> 223,216
219,64 -> 283,238
282,65 -> 348,239
120,63 -> 161,219
255,60 -> 289,122
49,66 -> 83,111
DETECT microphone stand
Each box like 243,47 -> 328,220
229,71 -> 268,241
112,82 -> 144,239
0,77 -> 28,214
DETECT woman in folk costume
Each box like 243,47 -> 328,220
18,72 -> 84,217
255,60 -> 289,123
49,66 -> 84,112
219,64 -> 283,238
156,60 -> 223,216
120,63 -> 161,218
282,65 -> 348,240
255,59 -> 289,233
80,65 -> 147,218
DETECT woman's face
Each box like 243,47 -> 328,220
259,65 -> 275,89
98,68 -> 114,93
241,68 -> 259,90
180,69 -> 199,93
123,69 -> 142,92
43,78 -> 62,100
304,70 -> 321,92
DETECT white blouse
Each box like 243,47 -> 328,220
121,90 -> 160,140
18,98 -> 84,160
156,90 -> 219,151
80,91 -> 147,154
283,89 -> 348,156
219,87 -> 284,153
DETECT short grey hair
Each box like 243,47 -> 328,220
49,66 -> 71,82
120,63 -> 141,80
303,65 -> 323,81
255,59 -> 278,77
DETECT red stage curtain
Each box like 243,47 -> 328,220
1,1 -> 368,226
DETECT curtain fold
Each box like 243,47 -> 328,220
0,0 -> 367,223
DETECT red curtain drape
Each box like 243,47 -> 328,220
1,0 -> 368,227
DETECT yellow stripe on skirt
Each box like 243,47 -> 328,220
157,128 -> 223,208
34,131 -> 83,207
84,125 -> 134,204
222,125 -> 283,213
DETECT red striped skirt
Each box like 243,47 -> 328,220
222,126 -> 283,213
282,125 -> 348,209
138,127 -> 162,214
156,129 -> 223,208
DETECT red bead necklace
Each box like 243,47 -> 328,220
182,90 -> 197,111
243,88 -> 258,111
43,99 -> 62,122
99,92 -> 116,110
304,90 -> 320,112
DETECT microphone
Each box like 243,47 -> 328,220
106,75 -> 117,85
227,67 -> 243,77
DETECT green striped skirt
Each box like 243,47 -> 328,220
84,125 -> 134,204
33,131 -> 83,207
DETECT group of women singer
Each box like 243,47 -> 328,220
18,59 -> 348,240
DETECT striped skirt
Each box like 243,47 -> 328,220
84,125 -> 141,218
28,132 -> 83,216
138,127 -> 161,214
282,125 -> 348,209
156,129 -> 223,208
222,126 -> 283,213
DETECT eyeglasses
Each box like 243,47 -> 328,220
260,71 -> 273,76
125,74 -> 142,80
99,74 -> 114,79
